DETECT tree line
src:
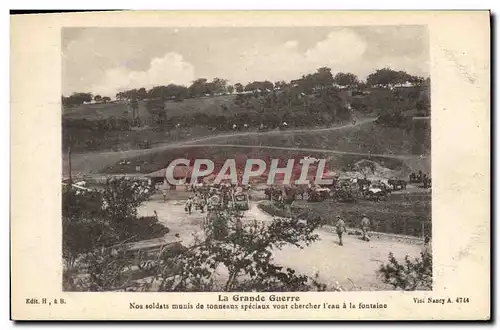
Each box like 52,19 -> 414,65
63,67 -> 430,107
62,93 -> 112,107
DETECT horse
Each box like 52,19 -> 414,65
281,186 -> 299,213
388,179 -> 407,191
357,178 -> 371,191
307,185 -> 331,202
363,186 -> 390,202
284,184 -> 307,200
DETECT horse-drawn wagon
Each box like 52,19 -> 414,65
362,181 -> 391,202
307,186 -> 331,202
388,178 -> 407,191
114,237 -> 187,276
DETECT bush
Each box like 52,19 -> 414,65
65,207 -> 332,292
257,202 -> 289,218
350,97 -> 370,112
62,178 -> 166,267
257,201 -> 325,226
128,216 -> 170,241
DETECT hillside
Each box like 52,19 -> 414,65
185,121 -> 431,156
63,85 -> 430,177
65,117 -> 431,176
63,101 -> 132,120
164,94 -> 239,116
62,90 -> 350,153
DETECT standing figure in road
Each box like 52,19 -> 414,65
360,214 -> 371,241
193,193 -> 201,212
422,236 -> 432,256
335,215 -> 347,246
162,190 -> 167,202
185,197 -> 193,215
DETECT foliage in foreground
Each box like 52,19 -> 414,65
64,202 -> 332,292
62,177 -> 165,268
65,178 -> 433,293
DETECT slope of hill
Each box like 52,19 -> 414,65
65,117 -> 430,176
63,101 -> 131,120
164,94 -> 239,116
186,121 -> 431,156
63,94 -> 253,120
63,86 -> 430,176
62,91 -> 351,153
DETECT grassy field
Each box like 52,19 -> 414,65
165,94 -> 247,116
62,94 -> 283,152
258,191 -> 432,238
63,125 -> 222,152
63,94 -> 250,120
101,144 -> 415,175
63,101 -> 133,120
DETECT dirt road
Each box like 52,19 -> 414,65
179,117 -> 377,146
138,198 -> 424,291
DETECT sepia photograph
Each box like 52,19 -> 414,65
62,25 -> 432,293
10,11 -> 489,320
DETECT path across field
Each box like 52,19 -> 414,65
64,117 -> 428,175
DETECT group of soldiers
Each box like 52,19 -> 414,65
183,193 -> 207,215
179,183 -> 249,215
334,213 -> 371,246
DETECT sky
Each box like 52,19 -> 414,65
62,26 -> 429,97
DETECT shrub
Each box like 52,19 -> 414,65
378,251 -> 432,290
62,178 -> 165,267
129,216 -> 170,241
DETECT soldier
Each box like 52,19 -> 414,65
360,214 -> 371,241
422,236 -> 432,256
185,197 -> 193,215
335,215 -> 347,246
198,197 -> 206,213
162,190 -> 167,202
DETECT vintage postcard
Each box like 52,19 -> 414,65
10,11 -> 490,320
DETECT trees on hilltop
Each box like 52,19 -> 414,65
62,92 -> 93,107
366,68 -> 428,89
333,72 -> 359,88
68,67 -> 430,107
